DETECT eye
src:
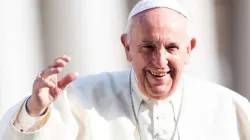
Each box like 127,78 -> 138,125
143,45 -> 154,49
165,44 -> 179,53
140,44 -> 155,53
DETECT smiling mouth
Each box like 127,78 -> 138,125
149,70 -> 170,77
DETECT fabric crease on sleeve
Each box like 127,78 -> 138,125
12,96 -> 52,133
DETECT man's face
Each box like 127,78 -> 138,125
122,8 -> 196,100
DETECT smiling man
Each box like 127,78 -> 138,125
1,0 -> 250,140
121,6 -> 195,101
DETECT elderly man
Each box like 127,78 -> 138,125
0,0 -> 250,140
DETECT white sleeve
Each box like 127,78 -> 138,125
13,97 -> 51,132
0,81 -> 87,140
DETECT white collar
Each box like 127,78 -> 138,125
130,68 -> 184,117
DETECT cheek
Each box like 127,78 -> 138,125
132,53 -> 151,68
168,54 -> 186,71
131,56 -> 150,84
169,54 -> 180,64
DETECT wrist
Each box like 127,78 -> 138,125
26,96 -> 48,117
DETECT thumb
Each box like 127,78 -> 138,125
58,72 -> 79,89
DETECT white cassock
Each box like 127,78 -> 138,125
1,0 -> 250,140
0,69 -> 250,140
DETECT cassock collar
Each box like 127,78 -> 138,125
130,68 -> 184,117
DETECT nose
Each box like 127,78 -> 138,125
152,48 -> 168,68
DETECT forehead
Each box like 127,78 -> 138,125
130,8 -> 188,42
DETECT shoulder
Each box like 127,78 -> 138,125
72,69 -> 130,92
67,69 -> 131,107
182,75 -> 250,134
183,74 -> 249,110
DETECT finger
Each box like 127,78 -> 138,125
49,87 -> 62,99
47,76 -> 60,99
55,55 -> 71,62
49,55 -> 71,68
49,59 -> 68,69
44,80 -> 57,88
49,87 -> 60,99
34,79 -> 57,93
58,72 -> 79,90
39,67 -> 62,79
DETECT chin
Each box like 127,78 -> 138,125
147,87 -> 172,99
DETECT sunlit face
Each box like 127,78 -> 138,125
121,8 -> 196,100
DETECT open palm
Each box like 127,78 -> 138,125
27,55 -> 79,117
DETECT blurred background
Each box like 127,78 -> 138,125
0,0 -> 250,118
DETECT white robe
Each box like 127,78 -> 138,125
0,69 -> 250,140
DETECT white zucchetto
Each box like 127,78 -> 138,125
128,0 -> 188,20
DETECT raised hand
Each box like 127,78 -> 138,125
27,55 -> 79,117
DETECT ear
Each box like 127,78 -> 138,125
185,38 -> 196,65
187,37 -> 196,56
121,34 -> 132,62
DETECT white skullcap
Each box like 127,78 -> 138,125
128,0 -> 188,20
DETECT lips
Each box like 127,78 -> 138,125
149,70 -> 170,77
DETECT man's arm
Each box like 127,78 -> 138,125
0,55 -> 79,140
0,97 -> 50,140
0,91 -> 80,140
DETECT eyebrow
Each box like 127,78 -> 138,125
142,40 -> 155,44
141,40 -> 179,46
166,42 -> 179,46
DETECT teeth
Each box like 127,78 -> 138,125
150,71 -> 168,76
